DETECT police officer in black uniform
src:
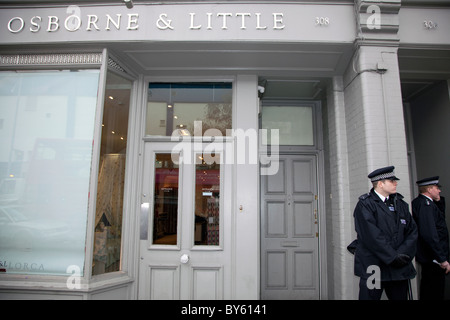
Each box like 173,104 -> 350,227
352,166 -> 417,300
412,176 -> 450,300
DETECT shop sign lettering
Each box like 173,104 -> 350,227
7,8 -> 139,33
6,5 -> 288,34
186,12 -> 285,30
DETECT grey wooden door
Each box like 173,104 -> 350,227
260,154 -> 320,299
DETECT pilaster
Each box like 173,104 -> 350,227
326,76 -> 356,299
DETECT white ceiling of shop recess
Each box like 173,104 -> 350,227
109,41 -> 354,77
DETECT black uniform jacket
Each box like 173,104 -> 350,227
412,194 -> 449,264
353,189 -> 417,281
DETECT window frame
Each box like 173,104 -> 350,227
90,66 -> 135,278
143,77 -> 236,144
190,148 -> 225,250
86,54 -> 137,284
0,50 -> 137,292
259,100 -> 322,153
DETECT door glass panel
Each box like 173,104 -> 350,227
262,105 -> 314,145
152,153 -> 179,245
194,153 -> 220,246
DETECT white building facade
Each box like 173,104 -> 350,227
0,0 -> 449,300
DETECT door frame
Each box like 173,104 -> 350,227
259,100 -> 328,299
134,75 -> 240,299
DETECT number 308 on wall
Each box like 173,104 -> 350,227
315,17 -> 330,26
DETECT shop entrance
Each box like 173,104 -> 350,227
138,141 -> 232,299
260,154 -> 320,299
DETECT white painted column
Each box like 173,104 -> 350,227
344,45 -> 411,203
232,75 -> 260,299
326,76 -> 356,299
340,44 -> 413,299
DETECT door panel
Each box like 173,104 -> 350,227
266,201 -> 287,237
266,250 -> 287,289
139,142 -> 231,300
294,251 -> 315,288
292,159 -> 313,193
266,159 -> 286,194
293,202 -> 314,236
146,265 -> 180,300
261,154 -> 319,299
191,265 -> 224,299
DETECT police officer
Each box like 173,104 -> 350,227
412,176 -> 450,300
352,166 -> 417,300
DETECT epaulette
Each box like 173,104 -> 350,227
359,193 -> 370,200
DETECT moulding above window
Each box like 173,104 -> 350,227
0,52 -> 103,68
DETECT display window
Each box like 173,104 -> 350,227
92,70 -> 132,276
0,70 -> 100,275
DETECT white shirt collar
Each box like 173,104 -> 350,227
374,189 -> 388,202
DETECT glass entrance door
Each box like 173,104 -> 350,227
138,141 -> 231,299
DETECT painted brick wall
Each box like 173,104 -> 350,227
325,45 -> 412,299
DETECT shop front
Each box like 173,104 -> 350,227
0,0 -> 449,300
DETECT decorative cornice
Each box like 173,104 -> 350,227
108,57 -> 127,74
355,0 -> 401,45
0,52 -> 102,67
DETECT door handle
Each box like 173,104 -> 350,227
180,254 -> 190,264
140,202 -> 150,240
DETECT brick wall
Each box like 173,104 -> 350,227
325,44 -> 411,299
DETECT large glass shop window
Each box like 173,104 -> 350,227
146,83 -> 232,137
0,70 -> 99,275
92,71 -> 131,276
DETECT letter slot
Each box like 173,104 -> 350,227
281,240 -> 300,247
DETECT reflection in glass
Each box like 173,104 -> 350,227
0,70 -> 99,275
152,153 -> 179,245
146,83 -> 232,136
194,154 -> 220,246
92,71 -> 132,276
